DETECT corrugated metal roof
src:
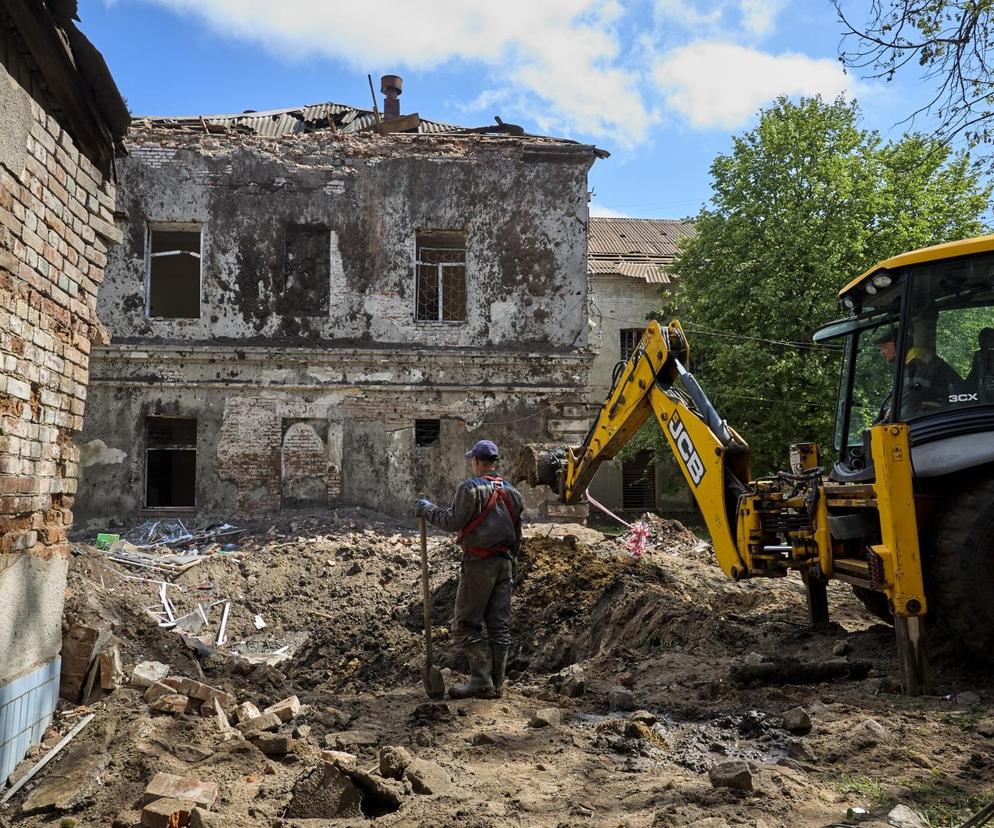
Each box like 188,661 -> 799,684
587,217 -> 694,283
588,217 -> 694,258
137,101 -> 457,136
589,259 -> 673,284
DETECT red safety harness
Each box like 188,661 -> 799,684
456,474 -> 520,558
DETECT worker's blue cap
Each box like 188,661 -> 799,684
465,440 -> 499,460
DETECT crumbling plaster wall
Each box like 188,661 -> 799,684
586,272 -> 693,512
77,346 -> 592,526
78,129 -> 596,525
98,131 -> 592,350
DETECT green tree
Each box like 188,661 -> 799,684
666,96 -> 989,475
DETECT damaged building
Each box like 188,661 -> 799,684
586,217 -> 694,513
0,0 -> 128,783
76,79 -> 607,527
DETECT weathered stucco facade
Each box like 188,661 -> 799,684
77,118 -> 603,527
585,217 -> 695,513
0,0 -> 127,783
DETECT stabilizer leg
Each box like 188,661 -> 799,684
894,614 -> 929,696
802,572 -> 830,627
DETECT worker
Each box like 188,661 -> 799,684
414,439 -> 523,699
877,327 -> 960,416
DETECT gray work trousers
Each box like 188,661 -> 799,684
451,554 -> 513,649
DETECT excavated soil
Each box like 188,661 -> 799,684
3,509 -> 993,828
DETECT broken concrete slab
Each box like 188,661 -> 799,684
143,772 -> 219,811
250,733 -> 294,756
403,757 -> 452,795
285,763 -> 363,819
132,661 -> 171,689
235,712 -> 281,734
20,748 -> 111,813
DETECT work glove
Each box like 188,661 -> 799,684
413,498 -> 433,518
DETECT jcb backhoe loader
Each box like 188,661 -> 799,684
518,234 -> 994,695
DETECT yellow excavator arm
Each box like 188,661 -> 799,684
558,319 -> 752,580
517,317 -> 930,694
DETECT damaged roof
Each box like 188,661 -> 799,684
131,101 -> 610,158
136,101 -> 456,137
588,217 -> 694,284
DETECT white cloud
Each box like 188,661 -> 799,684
134,0 -> 653,147
738,0 -> 789,37
589,203 -> 631,217
653,0 -> 789,38
653,41 -> 852,129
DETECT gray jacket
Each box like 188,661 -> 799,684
423,474 -> 524,558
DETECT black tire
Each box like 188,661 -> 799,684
851,585 -> 893,624
928,475 -> 994,663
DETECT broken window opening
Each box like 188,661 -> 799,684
147,224 -> 201,319
145,416 -> 196,509
620,328 -> 644,362
415,419 -> 441,447
416,231 -> 466,322
281,224 -> 331,316
622,450 -> 656,511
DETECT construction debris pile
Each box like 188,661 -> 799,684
1,510 -> 992,827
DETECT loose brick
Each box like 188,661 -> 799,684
263,695 -> 301,723
235,712 -> 282,734
140,796 -> 197,828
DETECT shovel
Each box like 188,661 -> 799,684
419,517 -> 446,699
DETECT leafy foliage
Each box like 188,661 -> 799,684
836,0 -> 994,166
667,96 -> 989,474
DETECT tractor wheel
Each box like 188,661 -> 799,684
851,586 -> 893,624
928,475 -> 994,662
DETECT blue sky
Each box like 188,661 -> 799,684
80,0 -> 941,219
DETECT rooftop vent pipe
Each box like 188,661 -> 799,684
380,74 -> 402,121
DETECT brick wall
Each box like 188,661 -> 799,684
0,91 -> 117,563
0,13 -> 119,753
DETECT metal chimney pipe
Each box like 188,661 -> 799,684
380,74 -> 403,121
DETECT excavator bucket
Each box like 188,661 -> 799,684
512,443 -> 567,493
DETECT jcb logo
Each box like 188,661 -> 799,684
949,393 -> 979,403
668,413 -> 706,486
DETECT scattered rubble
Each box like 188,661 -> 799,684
2,509 -> 991,827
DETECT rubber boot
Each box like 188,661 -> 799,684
448,643 -> 495,699
490,644 -> 509,698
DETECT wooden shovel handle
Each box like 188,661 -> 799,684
420,517 -> 433,664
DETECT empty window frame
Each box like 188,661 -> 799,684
622,450 -> 656,511
416,231 -> 466,322
147,224 -> 201,319
620,328 -> 644,362
281,224 -> 330,316
145,416 -> 196,508
415,419 -> 441,446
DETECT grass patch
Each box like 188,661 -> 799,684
906,779 -> 992,827
834,774 -> 886,806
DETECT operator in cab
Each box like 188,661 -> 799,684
414,440 -> 524,699
877,328 -> 960,418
